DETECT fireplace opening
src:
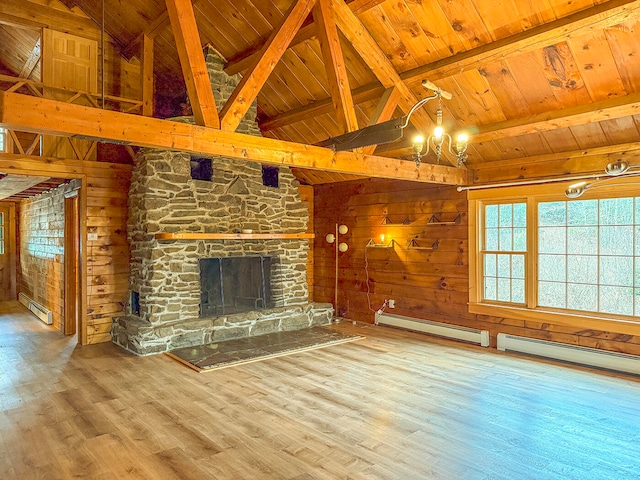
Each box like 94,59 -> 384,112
199,255 -> 276,317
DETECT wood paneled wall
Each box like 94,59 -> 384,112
1,155 -> 131,344
84,162 -> 130,344
313,179 -> 640,357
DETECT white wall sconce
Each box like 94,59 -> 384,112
326,224 -> 349,320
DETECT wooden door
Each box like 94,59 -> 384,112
42,28 -> 97,160
0,203 -> 16,301
64,194 -> 80,336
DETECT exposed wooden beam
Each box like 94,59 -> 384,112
122,0 -> 206,60
0,0 -> 100,39
259,83 -> 385,131
377,92 -> 640,158
331,0 -> 454,164
165,0 -> 219,128
122,12 -> 169,60
224,0 -> 388,76
0,92 -> 470,186
260,0 -> 640,132
472,142 -> 640,184
406,0 -> 640,85
19,38 -> 41,80
472,92 -> 640,143
331,0 -> 430,129
473,142 -> 640,171
313,0 -> 358,133
219,0 -> 319,132
361,87 -> 400,155
141,34 -> 154,117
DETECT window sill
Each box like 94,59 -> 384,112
469,302 -> 640,337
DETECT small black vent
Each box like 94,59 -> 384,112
131,291 -> 140,315
262,165 -> 279,188
190,156 -> 213,181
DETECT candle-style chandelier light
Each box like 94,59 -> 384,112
408,80 -> 469,168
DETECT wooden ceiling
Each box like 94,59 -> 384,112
2,0 -> 640,185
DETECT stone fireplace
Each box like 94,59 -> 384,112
111,47 -> 332,355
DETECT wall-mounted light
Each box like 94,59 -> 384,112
366,233 -> 394,248
565,159 -> 640,198
326,224 -> 349,320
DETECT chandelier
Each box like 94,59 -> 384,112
408,80 -> 469,168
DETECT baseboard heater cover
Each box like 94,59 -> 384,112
497,333 -> 640,376
377,313 -> 489,347
18,292 -> 53,325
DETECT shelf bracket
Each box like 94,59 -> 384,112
366,238 -> 395,248
407,237 -> 439,251
427,213 -> 461,225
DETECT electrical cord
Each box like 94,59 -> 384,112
364,243 -> 388,325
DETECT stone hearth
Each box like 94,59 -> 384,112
111,47 -> 332,355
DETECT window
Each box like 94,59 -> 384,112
0,128 -> 6,153
0,212 -> 4,255
481,202 -> 526,304
537,197 -> 639,316
469,183 -> 640,330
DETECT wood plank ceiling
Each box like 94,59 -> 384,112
5,0 -> 640,185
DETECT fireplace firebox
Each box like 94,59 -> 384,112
199,255 -> 276,317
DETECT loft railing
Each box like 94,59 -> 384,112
0,74 -> 143,162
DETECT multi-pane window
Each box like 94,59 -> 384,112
474,192 -> 640,321
538,197 -> 640,317
0,212 -> 4,255
0,128 -> 6,153
482,202 -> 526,304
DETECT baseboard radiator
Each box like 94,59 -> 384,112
18,292 -> 53,325
376,313 -> 490,347
497,333 -> 640,376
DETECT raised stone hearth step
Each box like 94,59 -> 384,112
112,303 -> 333,356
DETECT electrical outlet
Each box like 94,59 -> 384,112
88,233 -> 98,241
388,299 -> 395,308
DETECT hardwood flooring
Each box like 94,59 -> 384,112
1,300 -> 640,479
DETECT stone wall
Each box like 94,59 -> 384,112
112,47 -> 332,355
126,150 -> 311,325
19,180 -> 79,330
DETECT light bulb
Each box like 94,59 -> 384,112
413,135 -> 425,154
338,242 -> 348,252
456,133 -> 469,152
565,182 -> 587,199
433,126 -> 444,139
326,233 -> 335,243
338,224 -> 348,235
380,234 -> 385,244
605,159 -> 630,176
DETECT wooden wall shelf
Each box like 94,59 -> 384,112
407,238 -> 439,251
427,213 -> 461,225
382,215 -> 412,225
154,233 -> 315,241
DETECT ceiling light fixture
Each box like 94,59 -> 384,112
408,80 -> 469,168
564,159 -> 640,198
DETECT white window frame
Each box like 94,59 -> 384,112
468,179 -> 640,337
0,211 -> 4,255
0,127 -> 7,153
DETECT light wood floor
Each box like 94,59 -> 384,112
1,301 -> 640,479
